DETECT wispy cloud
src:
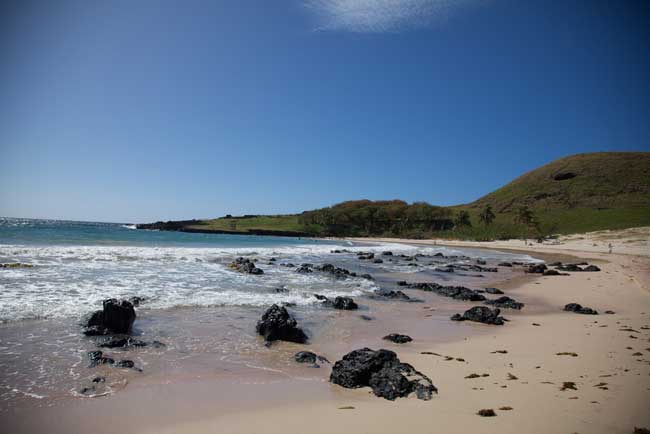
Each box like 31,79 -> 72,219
302,0 -> 478,33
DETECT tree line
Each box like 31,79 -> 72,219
300,200 -> 543,240
299,200 -> 454,237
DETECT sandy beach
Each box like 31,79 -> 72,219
140,230 -> 649,434
3,228 -> 649,434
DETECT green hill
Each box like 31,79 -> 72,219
452,152 -> 650,238
137,152 -> 650,240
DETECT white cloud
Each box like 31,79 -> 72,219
302,0 -> 478,33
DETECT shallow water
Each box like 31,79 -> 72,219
0,218 -> 539,411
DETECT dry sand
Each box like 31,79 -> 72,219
6,229 -> 650,434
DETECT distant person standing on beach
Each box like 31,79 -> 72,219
608,243 -> 613,253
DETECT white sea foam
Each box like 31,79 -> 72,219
0,242 -> 538,322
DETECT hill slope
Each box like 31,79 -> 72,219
468,152 -> 650,212
453,152 -> 650,237
137,152 -> 650,239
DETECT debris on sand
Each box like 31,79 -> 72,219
477,409 -> 496,417
556,352 -> 578,357
560,381 -> 577,391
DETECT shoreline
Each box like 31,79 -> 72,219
2,231 -> 649,434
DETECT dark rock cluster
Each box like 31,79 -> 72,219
330,348 -> 436,400
294,351 -> 330,367
564,303 -> 598,315
383,333 -> 413,344
314,294 -> 359,310
83,299 -> 136,336
256,304 -> 308,343
451,306 -> 506,325
399,282 -> 486,302
485,296 -> 524,310
229,257 -> 264,275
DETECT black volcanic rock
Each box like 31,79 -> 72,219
229,257 -> 263,275
583,265 -> 601,272
557,264 -> 582,272
383,334 -> 413,344
563,303 -> 598,315
294,351 -> 330,366
525,263 -> 548,274
485,287 -> 504,295
256,304 -> 308,343
451,306 -> 506,325
485,296 -> 524,310
83,299 -> 136,336
330,348 -> 436,401
314,294 -> 359,310
87,350 -> 115,367
374,289 -> 412,301
404,282 -> 486,301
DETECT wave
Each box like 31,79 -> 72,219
0,241 -> 539,322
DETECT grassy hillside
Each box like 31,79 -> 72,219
138,152 -> 650,240
186,215 -> 307,234
449,152 -> 650,239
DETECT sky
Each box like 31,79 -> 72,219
1,0 -> 648,223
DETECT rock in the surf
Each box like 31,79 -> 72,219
83,299 -> 136,336
229,257 -> 263,275
256,304 -> 308,343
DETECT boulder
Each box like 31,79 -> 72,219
83,299 -> 136,336
314,294 -> 359,310
543,269 -> 562,276
256,304 -> 308,343
332,296 -> 358,310
375,289 -> 412,301
382,251 -> 393,256
296,264 -> 313,273
525,264 -> 548,274
87,350 -> 115,367
451,306 -> 506,325
128,296 -> 145,307
557,264 -> 582,272
383,334 -> 413,344
294,351 -> 330,366
484,287 -> 504,295
330,348 -> 436,400
485,296 -> 524,310
583,265 -> 600,272
405,282 -> 486,302
229,257 -> 263,275
498,262 -> 512,267
563,303 -> 598,315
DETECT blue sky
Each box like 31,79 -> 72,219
1,0 -> 648,222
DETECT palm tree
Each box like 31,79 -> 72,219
479,205 -> 495,226
455,210 -> 471,228
514,206 -> 538,243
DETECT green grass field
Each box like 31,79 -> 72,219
187,215 -> 307,234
